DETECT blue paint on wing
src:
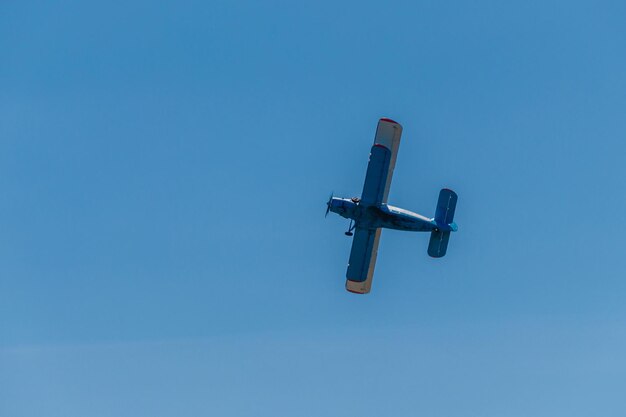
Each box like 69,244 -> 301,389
346,227 -> 379,282
360,145 -> 391,206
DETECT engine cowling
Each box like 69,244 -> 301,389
329,197 -> 358,219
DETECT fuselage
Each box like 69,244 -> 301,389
328,197 -> 456,232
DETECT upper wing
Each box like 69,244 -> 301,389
345,227 -> 382,294
359,118 -> 403,206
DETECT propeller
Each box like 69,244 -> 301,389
325,192 -> 333,217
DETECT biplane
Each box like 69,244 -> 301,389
326,118 -> 458,294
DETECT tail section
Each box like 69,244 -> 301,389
428,188 -> 458,258
428,230 -> 451,258
434,188 -> 457,225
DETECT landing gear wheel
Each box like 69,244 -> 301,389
345,219 -> 355,236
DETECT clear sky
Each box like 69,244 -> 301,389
2,1 -> 626,416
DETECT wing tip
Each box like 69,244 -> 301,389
379,117 -> 399,125
345,280 -> 371,294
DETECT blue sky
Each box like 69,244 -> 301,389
2,1 -> 626,415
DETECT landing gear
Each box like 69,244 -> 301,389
345,220 -> 356,236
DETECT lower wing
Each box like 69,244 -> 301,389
345,227 -> 382,294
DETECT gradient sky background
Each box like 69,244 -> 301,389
2,1 -> 626,416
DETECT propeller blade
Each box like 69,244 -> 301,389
325,192 -> 333,217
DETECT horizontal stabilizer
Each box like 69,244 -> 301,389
428,230 -> 451,258
435,188 -> 458,225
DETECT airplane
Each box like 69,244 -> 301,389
326,118 -> 458,294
